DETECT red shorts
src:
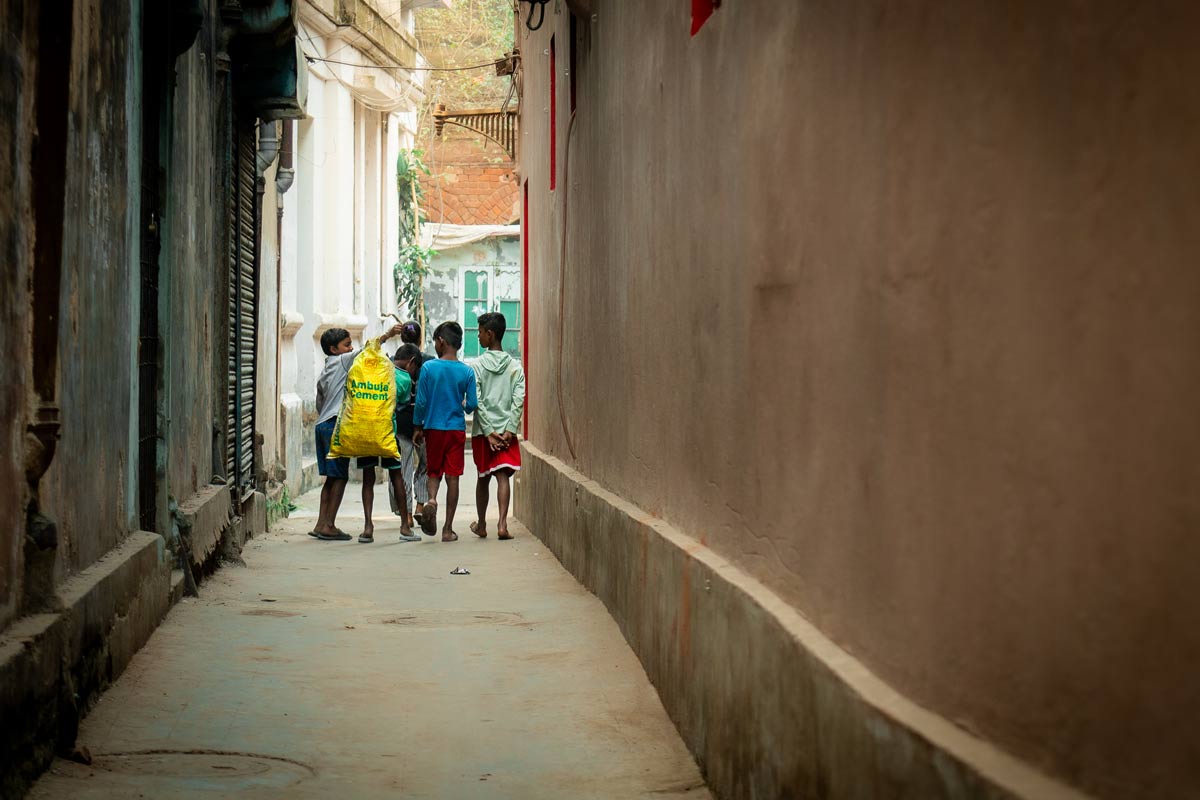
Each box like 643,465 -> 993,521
424,429 -> 465,479
472,435 -> 522,476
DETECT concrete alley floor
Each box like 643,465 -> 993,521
29,464 -> 710,800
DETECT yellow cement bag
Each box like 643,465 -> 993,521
328,338 -> 401,459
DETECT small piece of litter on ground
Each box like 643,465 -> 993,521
261,598 -> 276,602
344,625 -> 355,629
450,567 -> 470,575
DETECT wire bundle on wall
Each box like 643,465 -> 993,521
521,0 -> 550,32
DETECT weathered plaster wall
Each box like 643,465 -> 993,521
425,236 -> 520,331
0,3 -> 36,629
519,2 -> 1200,797
42,0 -> 139,576
165,12 -> 223,501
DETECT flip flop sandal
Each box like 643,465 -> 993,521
398,532 -> 421,542
317,531 -> 352,541
470,521 -> 487,538
498,531 -> 514,540
442,531 -> 459,542
420,503 -> 438,535
308,530 -> 319,538
358,533 -> 374,543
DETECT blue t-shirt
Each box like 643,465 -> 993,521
413,358 -> 478,431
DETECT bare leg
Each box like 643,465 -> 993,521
496,469 -> 513,539
422,474 -> 442,536
315,478 -> 348,535
316,479 -> 333,531
361,466 -> 376,537
389,469 -> 415,538
442,475 -> 460,540
473,473 -> 490,537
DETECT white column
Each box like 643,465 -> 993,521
324,76 -> 356,321
383,112 -> 403,319
295,73 -> 325,405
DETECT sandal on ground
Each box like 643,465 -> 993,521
441,531 -> 459,542
398,532 -> 421,542
470,521 -> 487,538
497,530 -> 514,541
308,530 -> 319,538
317,530 -> 352,541
358,533 -> 374,543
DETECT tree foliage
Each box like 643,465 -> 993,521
395,150 -> 436,318
416,0 -> 516,144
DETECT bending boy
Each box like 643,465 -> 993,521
392,335 -> 433,527
469,312 -> 525,540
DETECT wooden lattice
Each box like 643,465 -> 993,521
432,103 -> 518,160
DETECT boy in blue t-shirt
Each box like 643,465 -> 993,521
413,321 -> 478,541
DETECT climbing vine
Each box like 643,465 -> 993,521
395,149 -> 437,322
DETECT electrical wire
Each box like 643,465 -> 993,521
523,0 -> 549,31
304,55 -> 506,72
297,21 -> 421,114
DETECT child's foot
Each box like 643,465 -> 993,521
398,529 -> 421,543
316,527 -> 352,541
470,520 -> 487,538
357,532 -> 374,543
405,515 -> 415,529
441,529 -> 459,542
362,523 -> 374,538
419,502 -> 438,535
497,528 -> 514,541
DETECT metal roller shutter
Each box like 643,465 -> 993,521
226,109 -> 259,494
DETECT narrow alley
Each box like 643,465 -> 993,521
28,468 -> 709,799
3,1 -> 1199,799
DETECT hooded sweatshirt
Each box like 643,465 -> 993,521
470,350 -> 526,438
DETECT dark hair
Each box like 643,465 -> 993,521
393,343 -> 421,363
477,311 -> 506,344
433,321 -> 463,350
320,327 -> 352,356
400,320 -> 421,345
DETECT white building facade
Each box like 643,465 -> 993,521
258,0 -> 443,499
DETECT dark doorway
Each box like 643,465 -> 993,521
137,2 -> 168,533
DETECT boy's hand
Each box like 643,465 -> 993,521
501,431 -> 517,447
413,427 -> 425,446
487,432 -> 506,452
381,323 -> 404,342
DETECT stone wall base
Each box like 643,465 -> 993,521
0,532 -> 171,797
515,444 -> 1087,800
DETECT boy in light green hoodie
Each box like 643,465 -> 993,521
469,312 -> 525,540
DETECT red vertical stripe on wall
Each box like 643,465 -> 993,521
691,0 -> 716,36
522,181 -> 530,438
549,36 -> 557,191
